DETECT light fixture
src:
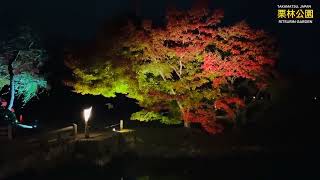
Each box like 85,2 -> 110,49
83,107 -> 92,138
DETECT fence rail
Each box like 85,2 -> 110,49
26,124 -> 77,146
46,123 -> 77,142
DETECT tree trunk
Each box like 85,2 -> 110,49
175,99 -> 190,128
7,51 -> 19,110
8,64 -> 15,110
159,70 -> 190,128
184,121 -> 190,128
8,76 -> 14,110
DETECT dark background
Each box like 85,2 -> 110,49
0,0 -> 319,130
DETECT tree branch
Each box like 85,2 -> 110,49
170,65 -> 181,79
179,60 -> 182,76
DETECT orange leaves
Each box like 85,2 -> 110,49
208,9 -> 224,25
202,53 -> 222,71
212,77 -> 225,88
142,20 -> 152,31
202,21 -> 277,90
202,123 -> 224,134
182,106 -> 223,134
214,97 -> 245,120
219,21 -> 265,41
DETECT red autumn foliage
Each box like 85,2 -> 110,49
165,10 -> 276,132
182,105 -> 223,134
113,7 -> 277,134
214,97 -> 245,120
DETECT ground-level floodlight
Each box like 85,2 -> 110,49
120,120 -> 123,131
83,107 -> 92,138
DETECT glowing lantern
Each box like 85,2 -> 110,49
83,107 -> 92,138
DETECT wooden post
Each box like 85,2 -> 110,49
184,121 -> 190,128
8,125 -> 13,140
72,123 -> 77,139
85,121 -> 89,138
120,120 -> 123,131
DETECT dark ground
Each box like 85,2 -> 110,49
4,126 -> 319,180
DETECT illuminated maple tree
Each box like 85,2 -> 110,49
66,7 -> 277,133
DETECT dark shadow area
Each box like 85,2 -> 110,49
7,153 -> 319,179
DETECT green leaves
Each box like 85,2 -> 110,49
70,59 -> 145,101
0,26 -> 49,107
0,61 -> 10,90
14,72 -> 47,103
131,110 -> 181,125
138,63 -> 173,79
73,62 -> 126,96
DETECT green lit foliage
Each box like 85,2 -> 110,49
72,61 -> 124,96
65,56 -> 143,101
131,110 -> 181,125
14,73 -> 47,104
0,26 -> 48,107
0,60 -> 10,89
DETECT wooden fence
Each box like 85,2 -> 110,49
26,124 -> 77,146
0,124 -> 77,143
46,123 -> 77,143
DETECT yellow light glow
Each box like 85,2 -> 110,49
83,107 -> 92,122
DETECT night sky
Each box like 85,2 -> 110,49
1,0 -> 319,127
1,0 -> 319,74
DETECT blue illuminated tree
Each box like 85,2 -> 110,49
0,26 -> 48,111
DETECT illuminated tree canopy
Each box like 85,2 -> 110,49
0,26 -> 48,109
64,56 -> 143,101
0,60 -> 9,90
66,7 -> 278,133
